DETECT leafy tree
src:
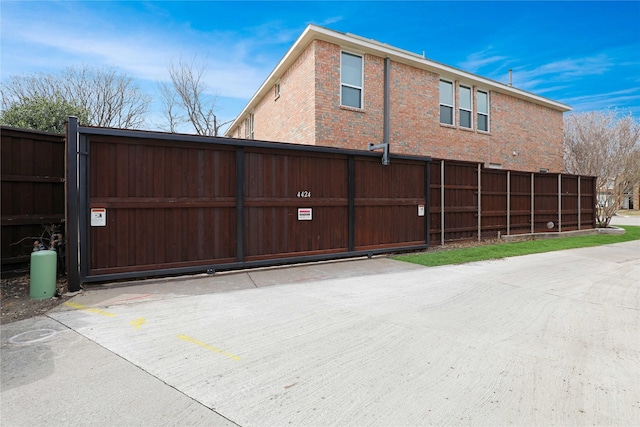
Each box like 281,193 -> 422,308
157,56 -> 232,136
1,65 -> 151,129
564,110 -> 640,227
0,95 -> 89,134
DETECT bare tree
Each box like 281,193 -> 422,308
158,57 -> 232,136
1,65 -> 151,129
564,110 -> 640,227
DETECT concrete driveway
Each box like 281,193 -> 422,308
2,240 -> 639,426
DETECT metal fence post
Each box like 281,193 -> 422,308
66,117 -> 81,292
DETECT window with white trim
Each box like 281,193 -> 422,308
341,52 -> 363,108
459,85 -> 472,129
477,90 -> 489,132
244,113 -> 254,139
439,80 -> 454,125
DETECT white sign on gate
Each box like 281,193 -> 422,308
298,208 -> 312,221
91,208 -> 107,227
418,205 -> 425,217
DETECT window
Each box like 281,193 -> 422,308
439,80 -> 454,125
244,113 -> 254,139
459,85 -> 472,129
477,90 -> 489,132
274,81 -> 280,99
341,52 -> 363,108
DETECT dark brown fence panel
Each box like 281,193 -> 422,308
429,161 -> 443,244
87,135 -> 237,275
580,176 -> 597,229
509,172 -> 533,234
354,157 -> 426,251
1,127 -> 65,272
243,148 -> 349,261
561,175 -> 579,231
534,174 -> 560,232
480,169 -> 507,239
65,120 -> 598,290
444,161 -> 478,242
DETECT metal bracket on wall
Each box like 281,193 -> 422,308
368,142 -> 390,166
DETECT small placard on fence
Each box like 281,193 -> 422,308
91,208 -> 107,227
298,208 -> 312,221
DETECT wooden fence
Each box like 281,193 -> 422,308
66,120 -> 431,290
1,125 -> 596,286
1,127 -> 65,273
428,160 -> 597,244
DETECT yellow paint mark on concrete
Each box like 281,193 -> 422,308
64,301 -> 116,317
130,317 -> 146,330
177,334 -> 240,361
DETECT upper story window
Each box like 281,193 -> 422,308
244,113 -> 254,139
459,85 -> 472,129
274,81 -> 280,99
439,80 -> 454,125
341,52 -> 363,109
477,90 -> 489,132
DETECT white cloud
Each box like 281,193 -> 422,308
315,16 -> 344,26
560,87 -> 640,114
459,50 -> 509,73
498,54 -> 612,94
0,4 -> 291,100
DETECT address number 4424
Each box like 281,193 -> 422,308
297,191 -> 311,198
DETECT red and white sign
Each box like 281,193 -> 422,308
298,208 -> 312,221
91,208 -> 107,227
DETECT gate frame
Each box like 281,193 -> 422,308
66,118 -> 432,291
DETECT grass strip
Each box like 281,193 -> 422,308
394,226 -> 640,267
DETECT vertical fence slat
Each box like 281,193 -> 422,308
236,146 -> 245,263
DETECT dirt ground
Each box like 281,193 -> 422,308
0,275 -> 71,324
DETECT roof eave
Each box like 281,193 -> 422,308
225,25 -> 571,136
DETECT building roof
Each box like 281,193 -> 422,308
226,24 -> 572,136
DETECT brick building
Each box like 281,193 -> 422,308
226,25 -> 571,172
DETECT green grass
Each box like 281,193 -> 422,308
393,226 -> 640,267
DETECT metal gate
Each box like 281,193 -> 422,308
66,118 -> 430,291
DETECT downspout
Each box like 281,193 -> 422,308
368,57 -> 390,165
383,56 -> 390,157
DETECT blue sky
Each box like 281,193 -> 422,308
2,1 -> 639,132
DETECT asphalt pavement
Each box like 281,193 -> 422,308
1,216 -> 638,426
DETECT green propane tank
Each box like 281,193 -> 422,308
30,250 -> 57,300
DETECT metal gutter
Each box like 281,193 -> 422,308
226,24 -> 572,137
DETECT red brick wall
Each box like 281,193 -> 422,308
249,39 -> 565,173
314,40 -> 384,150
245,40 -> 317,144
312,43 -> 565,172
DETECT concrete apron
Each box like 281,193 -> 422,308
3,242 -> 639,426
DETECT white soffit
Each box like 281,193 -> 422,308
226,25 -> 571,136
